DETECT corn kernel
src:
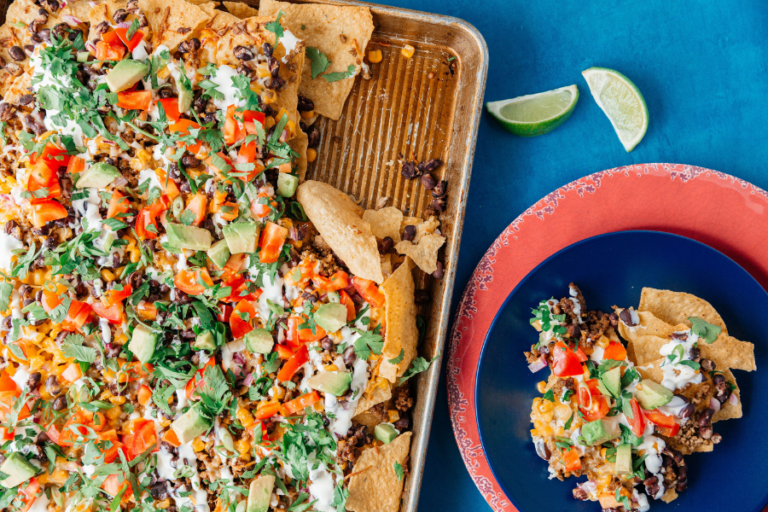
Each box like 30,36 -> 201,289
235,438 -> 251,458
261,90 -> 277,104
109,395 -> 126,405
192,438 -> 206,452
536,380 -> 548,394
597,335 -> 610,348
265,116 -> 276,130
157,66 -> 171,79
157,499 -> 171,509
106,406 -> 122,420
236,407 -> 254,428
101,269 -> 116,282
256,65 -> 271,78
401,44 -> 415,59
369,49 -> 383,63
300,110 -> 314,120
387,409 -> 400,423
307,148 -> 317,162
554,404 -> 571,421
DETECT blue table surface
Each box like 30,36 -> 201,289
374,0 -> 768,510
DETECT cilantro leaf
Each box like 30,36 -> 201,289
689,316 -> 722,344
398,352 -> 440,384
394,461 -> 403,481
353,329 -> 383,360
266,10 -> 285,47
306,47 -> 330,79
321,64 -> 356,83
388,349 -> 405,365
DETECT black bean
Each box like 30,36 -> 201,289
297,96 -> 314,112
320,337 -> 333,351
262,42 -> 273,58
149,481 -> 169,499
180,329 -> 195,340
112,8 -> 128,22
342,346 -> 356,366
264,77 -> 285,90
46,377 -> 63,397
700,358 -> 716,372
0,102 -> 14,122
572,488 -> 588,501
268,57 -> 280,77
178,38 -> 201,54
643,475 -> 660,498
52,396 -> 67,411
128,271 -> 143,290
180,180 -> 191,193
394,412 -> 410,431
431,180 -> 448,198
306,124 -> 320,148
689,347 -> 700,362
378,236 -> 394,253
38,28 -> 51,42
158,86 -> 175,99
420,173 -> 436,190
40,0 -> 59,11
27,372 -> 42,389
176,290 -> 191,304
618,308 -> 637,326
43,236 -> 57,249
679,403 -> 695,419
403,225 -> 416,241
430,198 -> 446,212
417,158 -> 441,174
415,289 -> 431,305
233,45 -> 254,61
181,154 -> 200,168
676,464 -> 688,492
401,161 -> 417,180
432,260 -> 444,279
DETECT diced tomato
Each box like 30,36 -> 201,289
0,370 -> 17,392
155,169 -> 181,200
66,155 -> 86,175
0,391 -> 30,422
253,401 -> 282,421
574,346 -> 589,362
219,201 -> 239,221
299,320 -> 326,342
122,361 -> 153,382
107,190 -> 131,219
185,358 -> 216,400
31,199 -> 68,228
627,398 -> 645,438
93,40 -> 125,61
163,428 -> 181,447
284,316 -> 300,348
603,340 -> 628,361
105,283 -> 133,307
92,302 -> 124,324
225,253 -> 248,273
577,378 -> 610,422
101,30 -> 122,47
137,385 -> 152,406
135,196 -> 170,240
644,408 -> 679,436
57,411 -> 93,447
243,110 -> 266,134
83,410 -> 106,432
224,104 -> 245,145
157,98 -> 181,122
117,90 -> 152,111
129,418 -> 159,458
17,477 -> 40,512
561,446 -> 581,472
61,363 -> 82,383
259,222 -> 288,263
283,391 -> 321,416
102,474 -> 132,501
175,268 -> 214,295
184,194 -> 207,226
339,290 -> 356,322
45,424 -> 61,445
275,344 -> 294,360
169,120 -> 202,154
656,423 -> 681,437
207,151 -> 234,182
221,274 -> 261,304
230,299 -> 256,339
217,303 -> 233,322
136,300 -> 158,321
62,300 -> 92,332
235,140 -> 265,182
250,192 -> 276,219
325,271 -> 350,292
27,160 -> 60,201
551,341 -> 585,377
276,344 -> 308,382
31,142 -> 70,170
113,27 -> 145,51
352,277 -> 386,308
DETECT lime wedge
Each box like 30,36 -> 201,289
486,85 -> 579,137
582,67 -> 648,152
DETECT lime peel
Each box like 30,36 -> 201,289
486,84 -> 579,137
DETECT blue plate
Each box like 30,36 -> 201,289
475,231 -> 768,512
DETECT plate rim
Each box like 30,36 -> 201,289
473,229 -> 768,512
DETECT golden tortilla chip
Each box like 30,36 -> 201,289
347,432 -> 412,512
199,4 -> 239,30
378,260 -> 418,382
88,0 -> 127,42
138,0 -> 212,51
297,180 -> 384,283
661,487 -> 678,503
639,287 -> 727,334
617,309 -> 686,345
353,380 -> 391,416
287,129 -> 308,180
714,369 -> 742,422
259,0 -> 374,120
222,0 -> 258,18
185,0 -> 212,4
353,409 -> 386,430
363,207 -> 403,243
395,233 -> 445,274
3,71 -> 31,105
60,0 -> 96,21
632,332 -> 755,372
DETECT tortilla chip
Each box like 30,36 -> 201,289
632,332 -> 755,372
3,71 -> 31,105
259,0 -> 374,120
223,0 -> 258,18
347,432 -> 412,512
380,253 -> 392,279
617,309 -> 685,345
395,233 -> 445,274
353,381 -> 391,416
200,5 -> 239,30
288,129 -> 308,180
88,0 -> 127,42
661,487 -> 678,504
138,0 -> 212,51
60,0 -> 97,21
713,369 -> 742,422
297,180 -> 383,283
639,287 -> 727,334
377,260 -> 418,382
185,0 -> 212,4
363,207 -> 403,243
353,410 -> 385,430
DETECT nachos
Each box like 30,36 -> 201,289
0,0 -> 445,510
525,285 -> 756,511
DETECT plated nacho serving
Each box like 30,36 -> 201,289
0,0 -> 449,510
525,285 -> 756,511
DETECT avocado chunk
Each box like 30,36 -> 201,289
193,330 -> 216,351
106,59 -> 149,93
244,329 -> 274,354
247,475 -> 275,512
0,453 -> 37,488
374,423 -> 398,444
635,379 -> 673,410
176,79 -> 194,115
223,222 -> 260,254
129,324 -> 157,363
314,303 -> 348,333
207,239 -> 231,269
614,444 -> 632,475
305,371 -> 352,396
581,418 -> 621,446
171,404 -> 212,444
76,162 -> 121,189
598,366 -> 622,398
166,223 -> 213,251
276,173 -> 299,197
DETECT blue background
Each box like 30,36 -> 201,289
376,0 -> 768,510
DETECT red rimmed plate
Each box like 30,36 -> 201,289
446,163 -> 768,511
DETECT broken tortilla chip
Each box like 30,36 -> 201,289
297,180 -> 384,283
347,432 -> 412,512
363,207 -> 403,243
632,332 -> 755,372
353,381 -> 391,417
222,0 -> 258,18
395,233 -> 445,274
259,0 -> 374,120
617,309 -> 686,345
137,0 -> 212,51
714,369 -> 742,422
2,71 -> 31,105
378,260 -> 418,382
639,287 -> 727,334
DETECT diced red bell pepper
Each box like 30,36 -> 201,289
561,446 -> 581,472
163,428 -> 181,448
217,303 -> 233,323
169,120 -> 203,154
207,151 -> 234,182
283,391 -> 321,416
137,385 -> 152,406
250,192 -> 276,219
603,340 -> 628,361
31,200 -> 68,228
185,359 -> 216,400
135,196 -> 170,240
243,110 -> 266,134
92,302 -> 125,325
224,104 -> 245,145
17,477 -> 41,512
0,391 -> 30,422
326,271 -> 350,292
627,398 -> 645,438
117,90 -> 152,111
157,98 -> 181,122
128,418 -> 159,459
93,40 -> 126,61
299,320 -> 326,342
253,402 -> 282,421
101,30 -> 123,47
66,155 -> 85,175
175,268 -> 214,295
259,222 -> 288,263
352,277 -> 386,308
275,344 -> 294,360
0,370 -> 17,392
339,290 -> 356,321
113,27 -> 145,51
284,316 -> 301,348
235,140 -> 264,182
102,474 -> 132,502
183,194 -> 207,226
107,190 -> 131,219
31,142 -> 70,170
105,283 -> 133,307
276,344 -> 308,382
27,160 -> 61,201
644,409 -> 680,437
551,342 -> 584,377
577,378 -> 610,422
230,299 -> 256,339
62,300 -> 92,332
